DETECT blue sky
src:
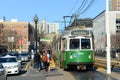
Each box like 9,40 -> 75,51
0,0 -> 105,30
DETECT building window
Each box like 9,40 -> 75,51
116,18 -> 120,24
116,18 -> 120,31
116,19 -> 118,24
22,29 -> 26,33
24,35 -> 26,38
116,30 -> 120,34
23,25 -> 26,28
10,25 -> 14,30
116,25 -> 120,29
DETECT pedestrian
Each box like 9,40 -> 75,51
42,51 -> 48,73
34,52 -> 42,71
47,49 -> 51,72
31,52 -> 35,66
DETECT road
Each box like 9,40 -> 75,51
7,64 -> 119,80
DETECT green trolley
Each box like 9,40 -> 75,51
54,28 -> 95,71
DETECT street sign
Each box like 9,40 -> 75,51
8,37 -> 14,42
19,39 -> 24,45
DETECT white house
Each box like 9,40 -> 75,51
93,10 -> 120,51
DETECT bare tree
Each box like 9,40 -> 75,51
0,29 -> 20,51
111,35 -> 120,49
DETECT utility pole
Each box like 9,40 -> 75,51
106,0 -> 111,74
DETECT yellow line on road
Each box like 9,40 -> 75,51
22,62 -> 31,77
24,62 -> 30,70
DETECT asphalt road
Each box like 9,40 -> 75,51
7,60 -> 120,80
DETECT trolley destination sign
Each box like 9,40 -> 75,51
71,30 -> 89,36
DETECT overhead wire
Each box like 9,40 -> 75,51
69,0 -> 87,26
68,0 -> 87,25
75,0 -> 87,14
67,0 -> 80,25
79,0 -> 96,14
68,0 -> 80,15
65,0 -> 96,27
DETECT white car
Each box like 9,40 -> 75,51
0,55 -> 21,75
0,63 -> 7,80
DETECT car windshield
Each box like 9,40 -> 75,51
21,53 -> 29,56
0,57 -> 17,63
9,52 -> 19,56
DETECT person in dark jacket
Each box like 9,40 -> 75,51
34,52 -> 42,71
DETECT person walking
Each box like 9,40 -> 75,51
31,51 -> 35,67
34,52 -> 42,71
47,49 -> 51,72
42,51 -> 48,73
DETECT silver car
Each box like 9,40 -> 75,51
0,63 -> 7,80
20,52 -> 31,62
0,55 -> 21,75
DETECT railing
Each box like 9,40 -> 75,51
95,57 -> 120,70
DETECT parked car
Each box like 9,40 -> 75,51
0,55 -> 21,75
115,48 -> 120,59
0,63 -> 7,80
8,52 -> 21,63
111,48 -> 116,58
20,52 -> 31,62
95,49 -> 106,57
111,48 -> 120,58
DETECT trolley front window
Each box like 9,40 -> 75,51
81,39 -> 91,49
69,39 -> 79,49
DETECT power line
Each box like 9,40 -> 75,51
67,0 -> 87,27
64,0 -> 96,28
79,0 -> 96,14
68,0 -> 80,15
75,0 -> 87,14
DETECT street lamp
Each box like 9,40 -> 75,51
34,14 -> 38,54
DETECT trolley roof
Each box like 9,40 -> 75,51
60,28 -> 93,38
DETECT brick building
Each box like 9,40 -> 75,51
0,21 -> 34,53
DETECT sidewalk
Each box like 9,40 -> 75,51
97,68 -> 120,80
24,66 -> 46,80
25,62 -> 120,80
27,66 -> 73,80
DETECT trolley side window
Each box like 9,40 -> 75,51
81,39 -> 91,49
69,39 -> 79,49
61,38 -> 67,51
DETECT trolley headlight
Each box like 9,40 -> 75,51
88,53 -> 91,59
70,53 -> 73,59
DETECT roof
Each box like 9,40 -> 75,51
1,55 -> 16,58
93,10 -> 105,20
